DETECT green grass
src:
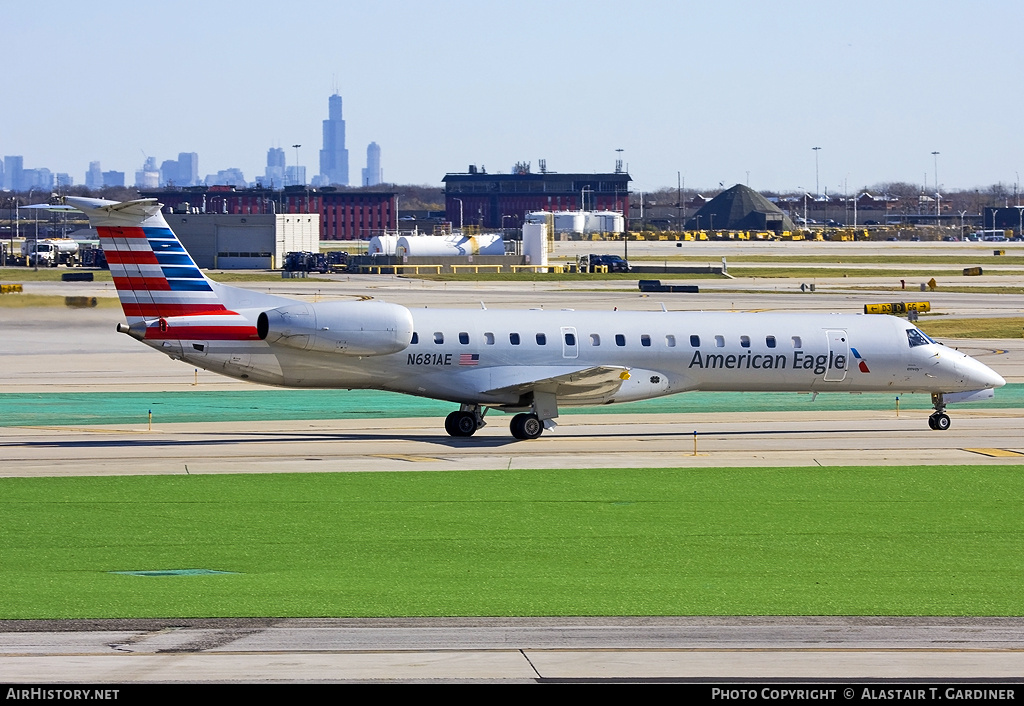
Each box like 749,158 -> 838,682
916,317 -> 1024,339
630,254 -> 1024,265
2,466 -> 1023,619
0,268 -> 112,282
0,294 -> 121,308
845,285 -> 1024,294
726,267 -> 1024,279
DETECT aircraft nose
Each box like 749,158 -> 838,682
956,357 -> 1006,389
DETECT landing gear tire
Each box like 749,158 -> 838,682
445,411 -> 477,437
928,412 -> 951,431
510,413 -> 543,440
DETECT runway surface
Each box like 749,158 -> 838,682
5,617 -> 1024,683
1,268 -> 1022,682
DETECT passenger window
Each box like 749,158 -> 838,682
615,334 -> 626,347
536,333 -> 547,345
433,332 -> 444,344
411,332 -> 419,344
564,332 -> 576,346
665,335 -> 676,347
641,334 -> 651,347
590,333 -> 601,346
715,335 -> 725,348
792,336 -> 802,349
766,335 -> 776,348
740,335 -> 750,348
690,335 -> 700,347
459,332 -> 469,345
510,333 -> 520,345
484,332 -> 495,345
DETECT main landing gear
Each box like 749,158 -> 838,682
445,392 -> 557,440
928,392 -> 951,431
510,413 -> 543,440
444,404 -> 486,437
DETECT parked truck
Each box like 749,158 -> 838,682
19,238 -> 80,267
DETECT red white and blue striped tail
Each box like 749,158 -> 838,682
67,197 -> 259,341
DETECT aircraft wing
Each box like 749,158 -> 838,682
480,364 -> 630,402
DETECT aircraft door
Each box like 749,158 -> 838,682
561,326 -> 579,359
823,329 -> 849,381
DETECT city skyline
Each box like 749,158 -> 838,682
3,0 -> 1023,195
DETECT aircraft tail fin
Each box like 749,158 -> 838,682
68,197 -> 229,324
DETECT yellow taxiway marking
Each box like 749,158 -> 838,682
22,426 -> 154,434
964,448 -> 1024,458
371,454 -> 442,462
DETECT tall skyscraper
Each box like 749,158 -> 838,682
319,93 -> 349,186
135,157 -> 159,189
178,152 -> 199,186
264,147 -> 286,188
362,142 -> 382,186
85,161 -> 103,189
4,156 -> 24,191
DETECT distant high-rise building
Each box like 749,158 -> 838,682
362,142 -> 382,186
85,161 -> 103,189
136,157 -> 159,189
0,160 -> 4,191
264,147 -> 286,188
160,159 -> 181,187
204,168 -> 246,188
56,173 -> 73,188
318,93 -> 349,186
102,171 -> 125,188
4,156 -> 24,191
178,152 -> 199,186
285,166 -> 306,187
23,168 -> 53,190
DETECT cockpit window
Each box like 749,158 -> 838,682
906,328 -> 933,348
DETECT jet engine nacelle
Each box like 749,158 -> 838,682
257,300 -> 414,356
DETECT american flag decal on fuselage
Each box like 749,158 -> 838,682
98,224 -> 257,341
459,353 -> 480,366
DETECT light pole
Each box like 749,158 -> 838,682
812,147 -> 821,197
452,198 -> 463,231
292,144 -> 301,187
931,151 -> 940,216
580,186 -> 593,212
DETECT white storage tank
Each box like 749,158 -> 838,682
587,210 -> 624,233
522,222 -> 549,272
394,234 -> 505,258
368,234 -> 398,256
553,211 -> 585,235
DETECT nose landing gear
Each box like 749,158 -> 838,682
928,392 -> 951,431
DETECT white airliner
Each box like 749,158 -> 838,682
67,196 -> 1005,439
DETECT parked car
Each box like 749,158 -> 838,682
586,254 -> 630,272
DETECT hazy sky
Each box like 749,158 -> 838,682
6,0 -> 1023,194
